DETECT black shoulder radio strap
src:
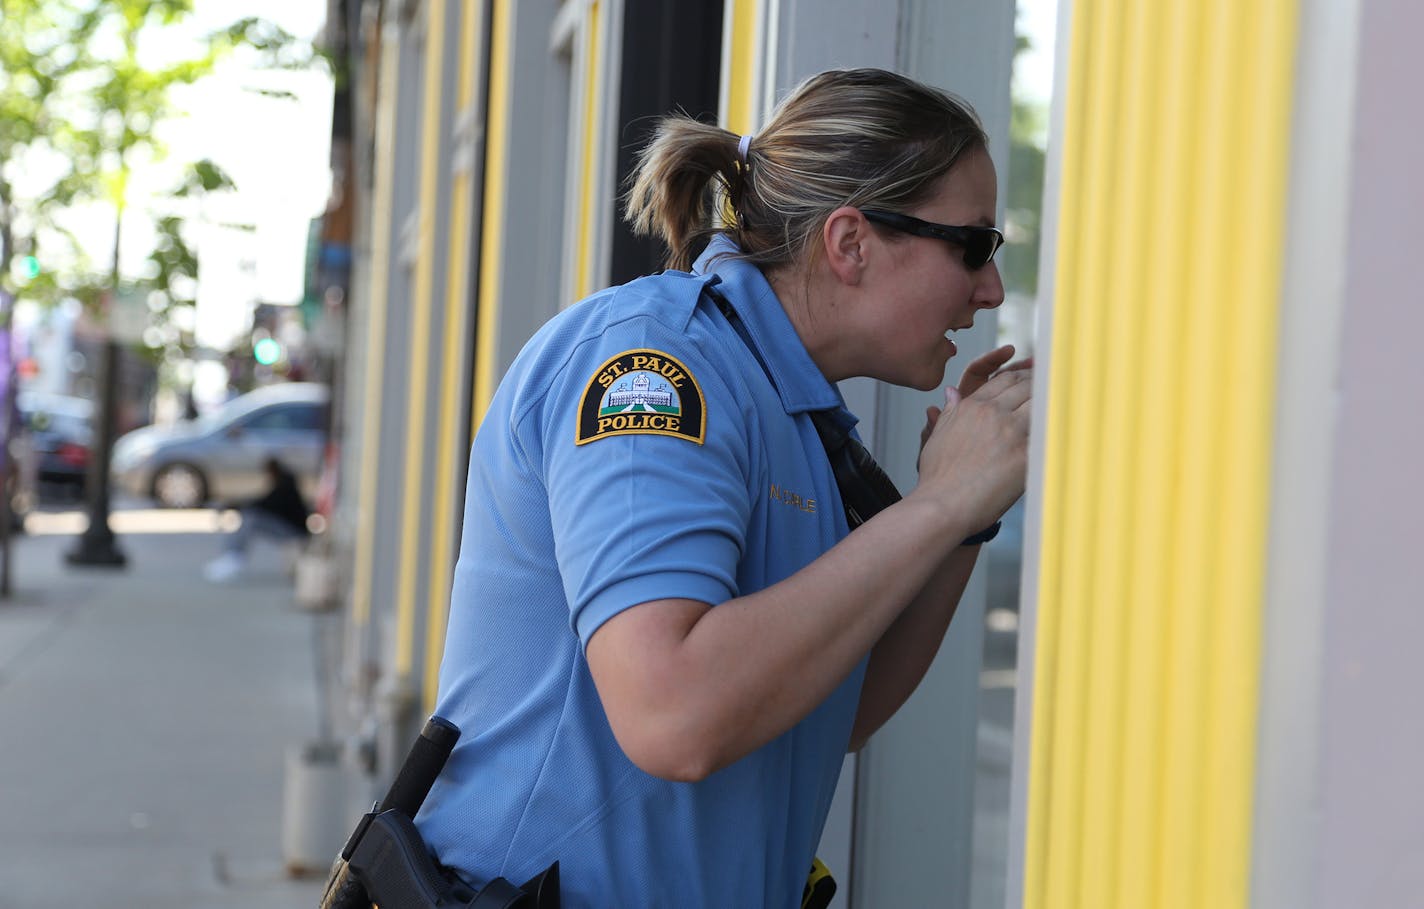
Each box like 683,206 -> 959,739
708,288 -> 901,531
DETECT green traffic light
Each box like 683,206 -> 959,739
253,337 -> 282,365
19,255 -> 39,281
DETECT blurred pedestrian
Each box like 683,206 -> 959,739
203,457 -> 310,582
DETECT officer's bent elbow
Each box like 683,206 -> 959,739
610,720 -> 721,783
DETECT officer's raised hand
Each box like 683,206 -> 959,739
914,356 -> 1032,535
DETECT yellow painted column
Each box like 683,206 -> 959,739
1023,1 -> 1299,908
349,16 -> 404,633
471,0 -> 513,428
721,0 -> 762,134
392,0 -> 449,682
421,0 -> 486,711
572,2 -> 604,302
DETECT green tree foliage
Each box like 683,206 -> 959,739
129,159 -> 237,365
0,0 -> 310,360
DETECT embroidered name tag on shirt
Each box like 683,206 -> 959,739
769,483 -> 816,514
576,349 -> 707,445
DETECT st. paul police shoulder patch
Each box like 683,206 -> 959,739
576,349 -> 707,446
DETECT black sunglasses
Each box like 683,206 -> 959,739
860,209 -> 1005,270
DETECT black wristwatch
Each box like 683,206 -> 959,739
960,520 -> 1002,547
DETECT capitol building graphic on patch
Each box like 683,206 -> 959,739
601,372 -> 680,415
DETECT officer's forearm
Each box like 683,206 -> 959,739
848,545 -> 979,750
588,495 -> 973,782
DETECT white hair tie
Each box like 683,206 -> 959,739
737,134 -> 753,165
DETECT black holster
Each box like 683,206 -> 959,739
319,716 -> 560,909
321,808 -> 559,908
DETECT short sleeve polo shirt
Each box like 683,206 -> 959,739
417,238 -> 867,909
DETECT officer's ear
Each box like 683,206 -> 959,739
821,206 -> 868,287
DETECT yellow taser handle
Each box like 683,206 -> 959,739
802,857 -> 837,909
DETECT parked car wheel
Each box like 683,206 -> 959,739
151,463 -> 208,509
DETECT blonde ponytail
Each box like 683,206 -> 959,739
624,117 -> 744,272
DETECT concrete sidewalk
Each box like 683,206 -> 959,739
0,511 -> 329,908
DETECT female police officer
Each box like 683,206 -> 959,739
416,68 -> 1031,908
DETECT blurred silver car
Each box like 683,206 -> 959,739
112,383 -> 328,508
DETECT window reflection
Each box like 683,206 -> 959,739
971,1 -> 1054,906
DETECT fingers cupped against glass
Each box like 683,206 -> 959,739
979,368 -> 1033,399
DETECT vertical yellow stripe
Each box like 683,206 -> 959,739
1073,1 -> 1160,905
1116,0 -> 1199,902
1155,2 -> 1239,899
350,17 -> 403,629
472,0 -> 513,428
573,2 -> 603,302
723,0 -> 760,133
1042,3 -> 1123,903
422,0 -> 485,713
1201,3 -> 1296,899
1024,0 -> 1299,906
393,0 -> 448,678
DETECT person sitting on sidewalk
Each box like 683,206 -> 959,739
203,457 -> 311,582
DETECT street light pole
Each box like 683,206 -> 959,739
66,210 -> 127,568
66,334 -> 125,566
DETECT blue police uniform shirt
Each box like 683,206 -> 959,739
418,235 -> 868,908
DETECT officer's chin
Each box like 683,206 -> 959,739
907,369 -> 946,393
875,353 -> 945,392
915,356 -> 951,392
